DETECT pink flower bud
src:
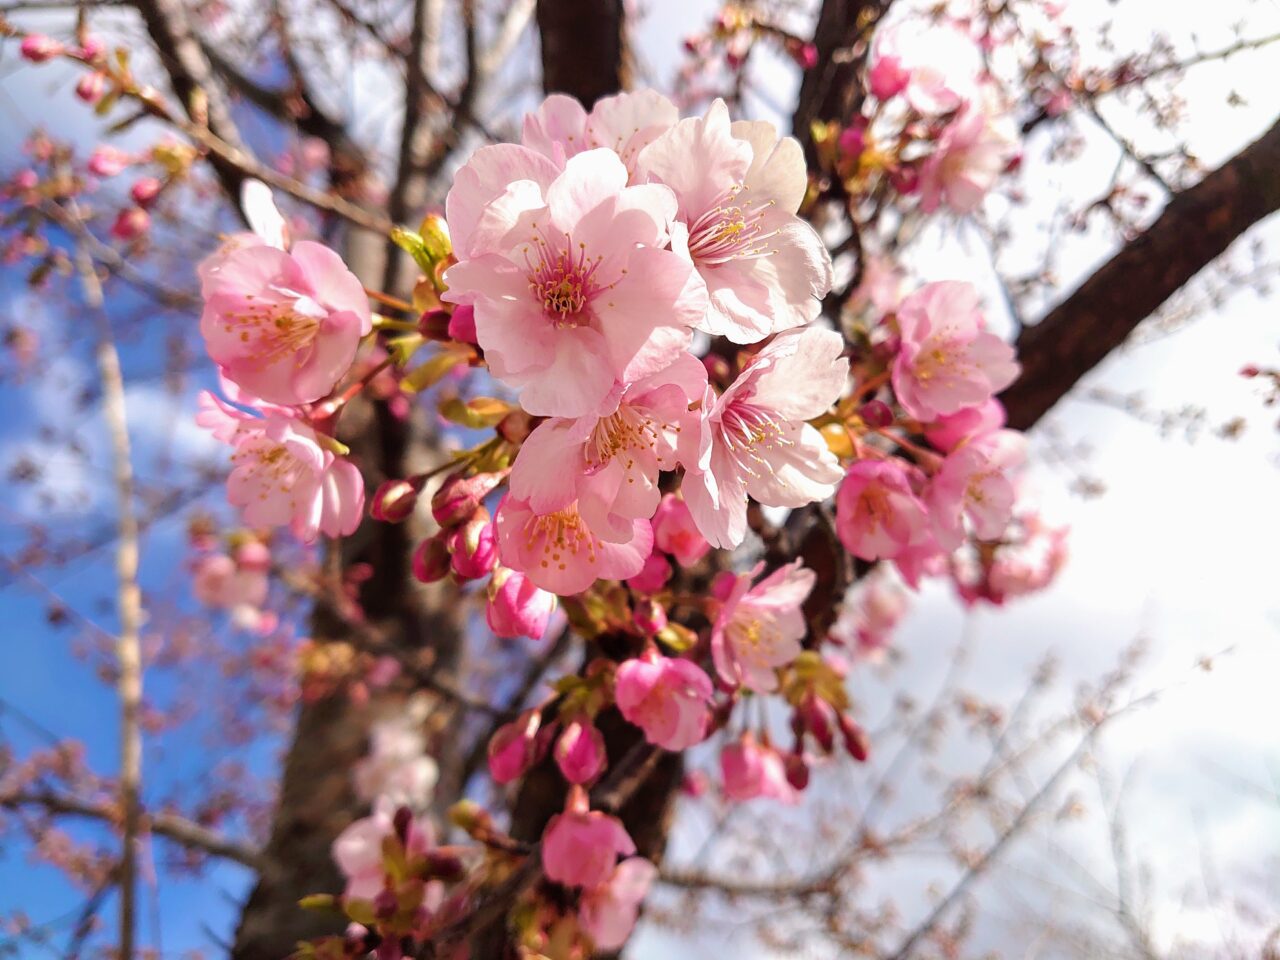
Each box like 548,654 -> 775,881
632,597 -> 667,636
542,801 -> 635,890
129,176 -> 162,207
868,54 -> 910,100
411,535 -> 451,584
720,733 -> 798,803
798,695 -> 835,753
554,718 -> 606,784
431,470 -> 503,528
20,34 -> 63,63
1240,364 -> 1260,378
838,713 -> 870,762
88,145 -> 131,178
78,36 -> 105,59
371,478 -> 420,523
110,207 -> 150,241
485,567 -> 556,640
838,125 -> 866,160
418,308 -> 451,340
784,751 -> 810,791
448,512 -> 497,580
447,304 -> 477,345
487,709 -> 540,784
74,72 -> 105,103
625,550 -> 671,595
13,170 -> 38,191
652,494 -> 709,567
858,399 -> 893,429
234,539 -> 271,572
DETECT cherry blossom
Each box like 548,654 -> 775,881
835,459 -> 933,561
541,795 -> 636,890
651,493 -> 710,566
331,801 -> 433,901
494,495 -> 652,595
710,560 -> 815,693
868,20 -> 982,114
891,281 -> 1019,422
919,99 -> 1019,214
924,397 -> 1007,452
578,858 -> 658,950
636,99 -> 833,343
614,651 -> 714,750
352,699 -> 438,811
196,391 -> 363,542
442,148 -> 705,418
720,733 -> 797,803
522,89 -> 679,177
927,429 -> 1027,549
683,326 -> 848,549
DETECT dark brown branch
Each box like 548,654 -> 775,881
535,0 -> 627,107
1003,113 -> 1280,430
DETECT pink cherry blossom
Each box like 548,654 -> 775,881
542,801 -> 636,890
651,493 -> 710,566
88,145 -> 131,178
522,90 -> 679,177
197,391 -> 364,542
710,560 -> 815,693
443,149 -> 705,418
199,229 -> 371,406
683,327 -> 848,549
869,21 -> 982,114
448,513 -> 497,580
635,99 -> 833,343
508,353 -> 706,541
720,733 -> 797,803
192,552 -> 268,611
485,567 -> 557,639
331,801 -> 433,901
614,651 -> 714,750
554,719 -> 606,784
919,100 -> 1018,214
578,857 -> 657,950
891,281 -> 1019,422
847,254 -> 904,316
835,459 -> 933,561
927,429 -> 1026,550
625,550 -> 671,595
924,397 -> 1006,452
831,574 -> 909,659
494,495 -> 653,595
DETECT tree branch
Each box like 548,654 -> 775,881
535,0 -> 627,107
1003,113 -> 1280,430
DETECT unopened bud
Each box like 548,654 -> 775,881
392,805 -> 413,844
422,850 -> 465,882
418,308 -> 452,340
371,478 -> 420,523
411,535 -> 450,584
838,713 -> 870,763
373,889 -> 398,920
633,597 -> 668,635
784,751 -> 810,791
858,399 -> 893,429
431,471 -> 504,528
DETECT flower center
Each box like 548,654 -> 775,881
226,290 -> 323,365
718,398 -> 791,478
524,231 -> 606,327
686,187 -> 778,266
726,611 -> 783,667
522,505 -> 598,573
584,405 -> 670,473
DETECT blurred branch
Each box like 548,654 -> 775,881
1,789 -> 266,871
1003,113 -> 1280,430
536,0 -> 627,107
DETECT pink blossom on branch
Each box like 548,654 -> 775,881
891,280 -> 1019,422
578,857 -> 658,950
442,148 -> 705,418
918,99 -> 1019,214
927,429 -> 1027,550
651,493 -> 710,566
635,99 -> 833,343
683,326 -> 848,550
196,391 -> 364,542
720,733 -> 797,803
541,794 -> 636,890
614,651 -> 714,750
835,459 -> 933,561
494,495 -> 653,595
710,560 -> 815,693
485,567 -> 557,640
522,89 -> 680,177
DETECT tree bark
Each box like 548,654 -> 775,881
1003,114 -> 1280,430
535,0 -> 628,109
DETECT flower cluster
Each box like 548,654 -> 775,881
195,182 -> 369,542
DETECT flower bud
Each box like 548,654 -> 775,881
858,399 -> 893,429
486,567 -> 556,640
448,512 -> 497,580
129,176 -> 162,207
373,889 -> 398,920
838,713 -> 870,763
632,597 -> 667,636
554,718 -> 606,784
20,34 -> 62,63
447,304 -> 477,345
784,751 -> 810,791
392,805 -> 414,844
411,535 -> 450,584
74,71 -> 105,103
371,478 -> 420,523
799,695 -> 836,753
487,709 -> 540,784
418,308 -> 452,340
110,207 -> 150,241
431,470 -> 503,528
78,36 -> 105,59
625,550 -> 671,595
